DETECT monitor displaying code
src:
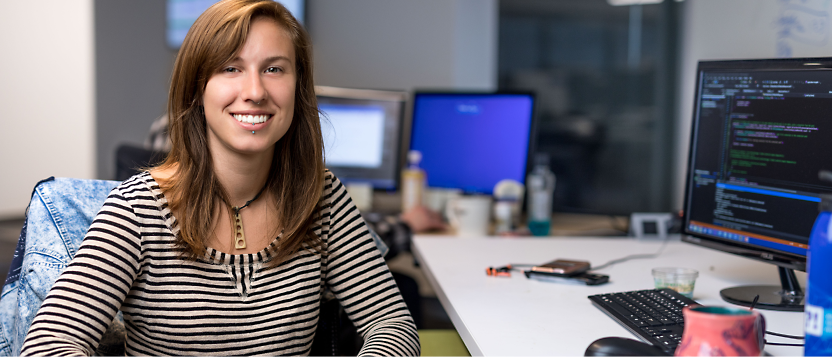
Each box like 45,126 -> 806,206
685,68 -> 832,257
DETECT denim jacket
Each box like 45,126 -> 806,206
1,177 -> 124,356
0,176 -> 388,356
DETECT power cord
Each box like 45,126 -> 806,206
766,331 -> 803,340
503,234 -> 670,274
765,341 -> 804,347
749,295 -> 804,347
588,236 -> 671,271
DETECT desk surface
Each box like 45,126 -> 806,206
412,235 -> 806,356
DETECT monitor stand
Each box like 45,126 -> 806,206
719,267 -> 804,312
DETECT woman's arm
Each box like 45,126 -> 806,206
322,174 -> 420,356
20,182 -> 143,356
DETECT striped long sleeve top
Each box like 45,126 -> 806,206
20,171 -> 420,356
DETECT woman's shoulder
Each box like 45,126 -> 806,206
323,168 -> 338,189
321,169 -> 346,203
111,171 -> 162,204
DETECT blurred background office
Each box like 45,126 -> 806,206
3,0 -> 832,349
5,0 -> 832,221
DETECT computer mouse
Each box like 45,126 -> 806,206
584,337 -> 670,356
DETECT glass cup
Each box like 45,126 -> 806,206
652,267 -> 699,298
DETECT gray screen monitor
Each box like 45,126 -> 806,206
317,86 -> 408,190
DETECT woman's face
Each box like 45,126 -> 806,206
202,17 -> 296,158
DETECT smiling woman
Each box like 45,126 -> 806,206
202,18 -> 296,156
19,0 -> 420,356
160,0 -> 323,261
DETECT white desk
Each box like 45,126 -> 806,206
412,235 -> 806,356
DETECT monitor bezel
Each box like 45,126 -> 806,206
409,90 -> 539,195
680,57 -> 832,273
316,85 -> 408,191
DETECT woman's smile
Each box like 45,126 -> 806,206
232,113 -> 272,124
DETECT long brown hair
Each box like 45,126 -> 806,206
158,0 -> 324,265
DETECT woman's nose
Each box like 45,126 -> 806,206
242,72 -> 267,105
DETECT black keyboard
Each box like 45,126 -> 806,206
588,288 -> 698,354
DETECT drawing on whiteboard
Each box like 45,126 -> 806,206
775,0 -> 830,57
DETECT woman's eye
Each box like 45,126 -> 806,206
222,67 -> 239,73
265,67 -> 283,73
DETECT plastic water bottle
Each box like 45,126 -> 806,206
805,171 -> 832,356
527,153 -> 555,236
401,150 -> 426,212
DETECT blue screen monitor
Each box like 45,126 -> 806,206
409,92 -> 535,194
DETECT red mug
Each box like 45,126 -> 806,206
675,306 -> 765,356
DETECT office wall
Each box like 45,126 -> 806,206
308,0 -> 498,91
96,0 -> 498,180
95,0 -> 176,180
0,0 -> 498,219
0,0 -> 96,219
674,0 -> 832,209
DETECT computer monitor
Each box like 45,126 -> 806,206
166,0 -> 305,48
409,92 -> 536,195
682,57 -> 832,311
317,86 -> 407,190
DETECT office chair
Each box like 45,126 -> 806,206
114,143 -> 166,181
0,177 -> 362,356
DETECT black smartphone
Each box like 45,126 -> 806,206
530,259 -> 590,276
524,270 -> 609,285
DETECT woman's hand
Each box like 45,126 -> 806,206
400,205 -> 448,233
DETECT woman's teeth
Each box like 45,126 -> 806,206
233,114 -> 269,124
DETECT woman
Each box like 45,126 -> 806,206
20,0 -> 420,355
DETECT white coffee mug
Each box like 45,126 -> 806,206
424,188 -> 462,218
445,195 -> 492,237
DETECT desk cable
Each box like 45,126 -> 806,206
501,235 -> 672,274
748,295 -> 805,347
588,236 -> 671,272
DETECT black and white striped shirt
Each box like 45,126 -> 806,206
21,171 -> 419,356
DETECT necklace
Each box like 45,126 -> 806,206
227,186 -> 266,250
